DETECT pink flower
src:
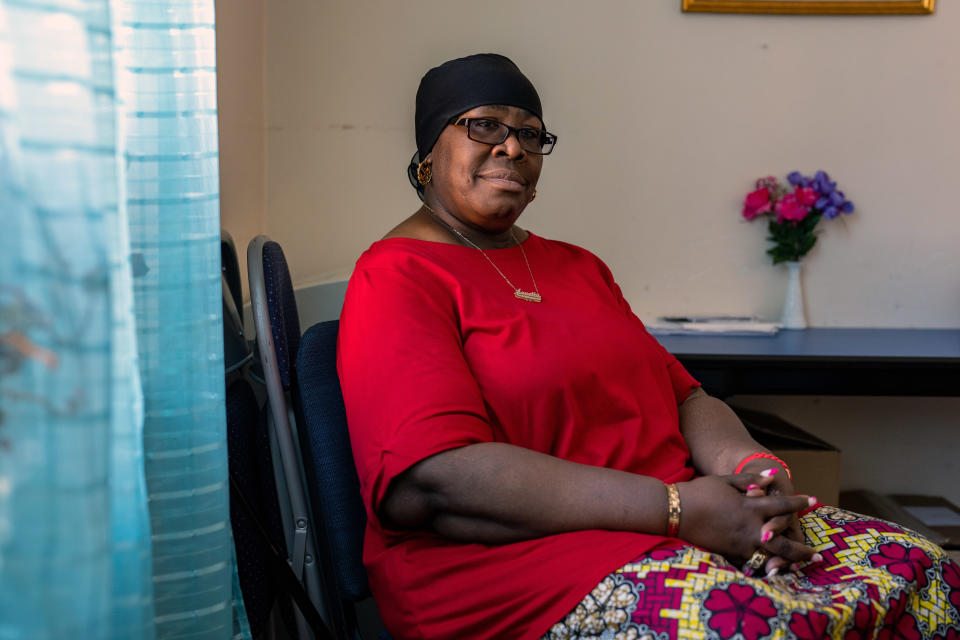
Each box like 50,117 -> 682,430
878,611 -> 919,640
869,542 -> 934,588
943,559 -> 960,609
789,610 -> 831,640
794,186 -> 818,207
743,188 -> 772,220
755,176 -> 779,190
774,192 -> 810,223
648,547 -> 680,561
844,601 -> 879,640
935,626 -> 960,640
703,584 -> 777,640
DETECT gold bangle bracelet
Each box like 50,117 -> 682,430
666,483 -> 681,538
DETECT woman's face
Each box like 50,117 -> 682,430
425,104 -> 544,234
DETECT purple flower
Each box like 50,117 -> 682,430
821,190 -> 854,219
812,170 -> 837,195
787,171 -> 807,187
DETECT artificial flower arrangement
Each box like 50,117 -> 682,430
742,170 -> 855,264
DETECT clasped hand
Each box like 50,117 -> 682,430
676,471 -> 819,577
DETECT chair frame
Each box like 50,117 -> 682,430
248,235 -> 328,638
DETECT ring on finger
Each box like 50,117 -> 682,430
742,549 -> 770,576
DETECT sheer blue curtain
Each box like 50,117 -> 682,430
0,1 -> 248,638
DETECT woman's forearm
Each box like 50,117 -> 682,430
380,442 -> 671,544
679,388 -> 771,477
380,437 -> 814,562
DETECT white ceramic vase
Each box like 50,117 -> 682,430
781,261 -> 807,329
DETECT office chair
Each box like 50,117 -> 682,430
247,235 -> 332,638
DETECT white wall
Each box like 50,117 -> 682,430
257,0 -> 958,327
218,2 -> 959,502
216,0 -> 265,301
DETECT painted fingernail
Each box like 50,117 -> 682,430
761,531 -> 773,543
760,468 -> 779,477
747,484 -> 760,491
808,496 -> 818,507
811,553 -> 823,563
766,567 -> 779,578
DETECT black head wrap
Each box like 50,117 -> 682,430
407,53 -> 543,199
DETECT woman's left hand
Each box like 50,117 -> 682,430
743,464 -> 809,575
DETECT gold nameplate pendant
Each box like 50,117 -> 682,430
514,290 -> 542,303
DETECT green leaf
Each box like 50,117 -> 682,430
756,206 -> 833,263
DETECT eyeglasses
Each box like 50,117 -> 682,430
451,117 -> 557,155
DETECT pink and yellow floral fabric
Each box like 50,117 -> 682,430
543,506 -> 959,640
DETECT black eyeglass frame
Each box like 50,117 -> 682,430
450,117 -> 558,155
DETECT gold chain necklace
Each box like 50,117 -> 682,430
422,203 -> 542,303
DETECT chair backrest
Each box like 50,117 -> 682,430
254,237 -> 301,390
248,235 -> 331,638
295,320 -> 371,610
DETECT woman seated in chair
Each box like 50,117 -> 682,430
337,53 -> 959,640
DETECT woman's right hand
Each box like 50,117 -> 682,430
676,473 -> 818,566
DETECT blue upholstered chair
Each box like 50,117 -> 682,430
247,235 -> 334,638
295,320 -> 389,640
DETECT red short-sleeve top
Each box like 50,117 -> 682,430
337,232 -> 700,639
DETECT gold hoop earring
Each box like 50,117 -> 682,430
417,160 -> 432,185
529,189 -> 537,202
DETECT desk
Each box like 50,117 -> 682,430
656,328 -> 960,398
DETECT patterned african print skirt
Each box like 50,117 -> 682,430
542,506 -> 960,640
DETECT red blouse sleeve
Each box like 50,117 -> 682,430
592,255 -> 702,405
337,262 -> 494,521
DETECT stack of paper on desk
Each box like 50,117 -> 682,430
645,315 -> 781,336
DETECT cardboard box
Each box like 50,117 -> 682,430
731,406 -> 842,507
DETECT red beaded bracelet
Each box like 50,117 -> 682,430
734,452 -> 792,480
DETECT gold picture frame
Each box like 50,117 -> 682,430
682,0 -> 935,14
